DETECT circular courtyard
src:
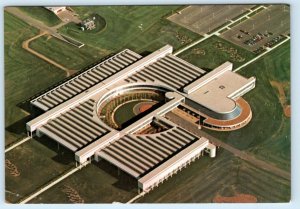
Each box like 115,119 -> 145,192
97,87 -> 167,130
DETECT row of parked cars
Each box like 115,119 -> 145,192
243,31 -> 274,46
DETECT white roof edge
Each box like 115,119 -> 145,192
183,61 -> 233,94
138,138 -> 209,185
227,76 -> 256,99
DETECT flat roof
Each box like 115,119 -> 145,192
96,126 -> 200,178
186,62 -> 254,114
138,137 -> 208,187
45,7 -> 66,13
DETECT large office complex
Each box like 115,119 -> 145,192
26,45 -> 255,192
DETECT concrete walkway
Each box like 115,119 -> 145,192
19,161 -> 90,204
126,191 -> 146,204
5,136 -> 31,153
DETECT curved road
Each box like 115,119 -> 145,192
22,31 -> 71,76
5,7 -> 75,76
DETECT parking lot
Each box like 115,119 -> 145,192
168,5 -> 254,35
221,5 -> 290,52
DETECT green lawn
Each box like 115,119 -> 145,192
29,36 -> 108,71
5,136 -> 75,203
18,6 -> 61,27
27,149 -> 290,203
137,150 -> 290,203
28,160 -> 137,203
240,41 -> 291,170
203,41 -> 291,171
4,11 -> 65,145
28,6 -> 200,72
58,6 -> 200,54
178,35 -> 256,70
114,101 -> 140,127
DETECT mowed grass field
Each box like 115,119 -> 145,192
28,6 -> 200,73
28,160 -> 138,203
4,12 -> 76,203
29,36 -> 109,71
4,12 -> 65,145
178,35 -> 256,70
59,6 -> 200,53
136,150 -> 290,203
18,7 -> 61,27
203,41 -> 290,171
114,101 -> 140,127
5,135 -> 75,203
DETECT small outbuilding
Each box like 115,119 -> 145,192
81,18 -> 96,31
45,7 -> 66,15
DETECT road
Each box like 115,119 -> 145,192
5,7 -> 67,40
19,161 -> 90,204
5,136 -> 31,153
165,112 -> 291,181
22,31 -> 72,76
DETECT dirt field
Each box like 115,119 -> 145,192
221,5 -> 290,51
139,104 -> 153,112
168,5 -> 254,35
213,193 -> 257,203
270,81 -> 290,117
133,101 -> 156,115
5,159 -> 20,177
61,185 -> 84,203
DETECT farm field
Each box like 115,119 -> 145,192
177,35 -> 256,70
4,11 -> 65,146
